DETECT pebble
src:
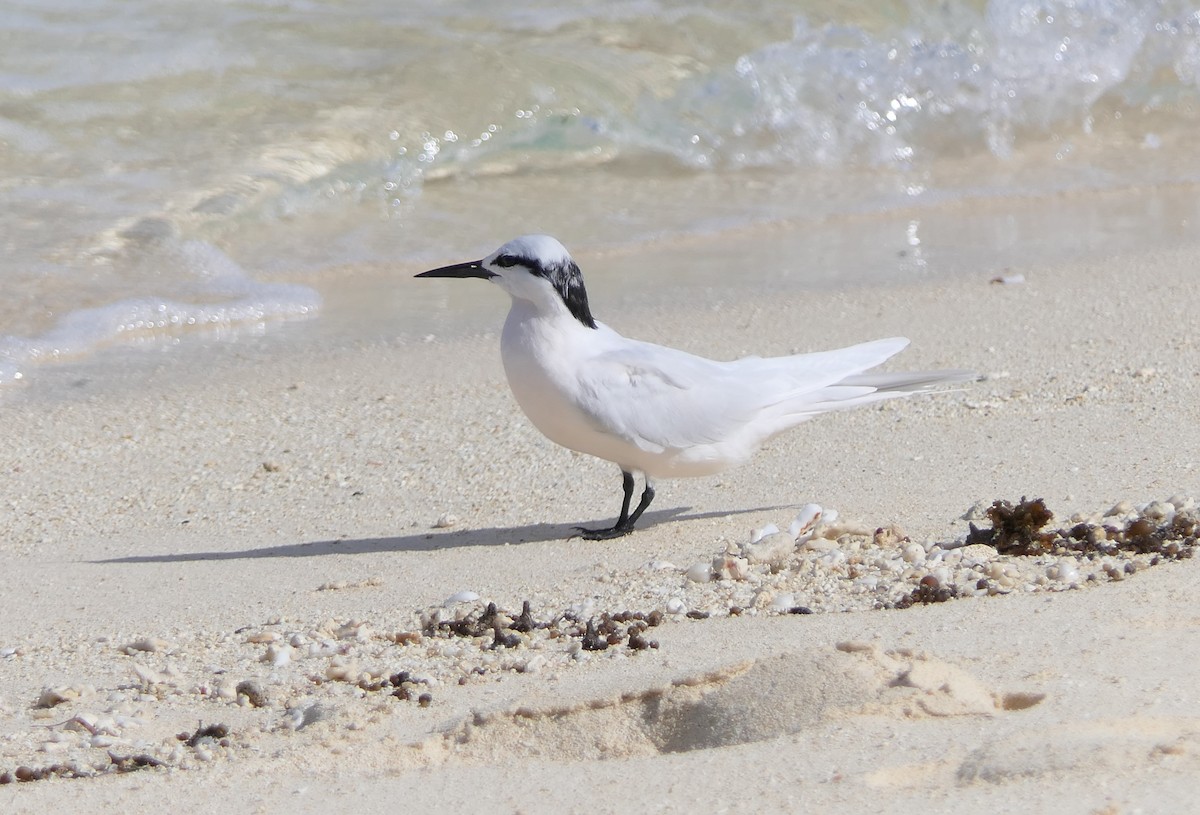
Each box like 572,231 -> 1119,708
769,593 -> 797,613
433,512 -> 458,529
236,679 -> 269,708
685,562 -> 713,583
121,637 -> 171,654
1,498 -> 1189,778
36,687 -> 78,708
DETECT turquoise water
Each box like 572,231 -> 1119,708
3,0 -> 1200,385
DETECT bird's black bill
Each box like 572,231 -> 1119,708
415,260 -> 493,280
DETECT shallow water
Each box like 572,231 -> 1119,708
3,0 -> 1200,387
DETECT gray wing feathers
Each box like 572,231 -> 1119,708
575,336 -> 968,452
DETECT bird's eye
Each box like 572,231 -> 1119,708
494,254 -> 519,268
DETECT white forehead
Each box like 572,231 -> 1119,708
490,234 -> 571,264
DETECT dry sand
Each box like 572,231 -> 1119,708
2,233 -> 1199,813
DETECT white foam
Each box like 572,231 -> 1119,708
0,240 -> 319,387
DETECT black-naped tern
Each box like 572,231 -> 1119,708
417,235 -> 971,540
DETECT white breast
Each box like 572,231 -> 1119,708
500,303 -> 651,472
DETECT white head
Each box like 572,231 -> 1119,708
416,234 -> 596,328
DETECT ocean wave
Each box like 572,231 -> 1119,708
388,0 -> 1200,183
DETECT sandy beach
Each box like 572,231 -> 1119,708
3,227 -> 1199,813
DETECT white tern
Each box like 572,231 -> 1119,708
417,234 -> 971,539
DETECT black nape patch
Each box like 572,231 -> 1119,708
537,259 -> 597,329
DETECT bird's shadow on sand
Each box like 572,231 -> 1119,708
94,505 -> 790,565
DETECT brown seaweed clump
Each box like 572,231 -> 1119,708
965,497 -> 1199,560
965,497 -> 1056,556
417,601 -> 663,656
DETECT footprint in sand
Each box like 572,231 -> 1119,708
432,642 -> 1046,762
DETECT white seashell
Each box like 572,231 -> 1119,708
433,512 -> 458,529
643,560 -> 678,571
712,555 -> 750,581
750,523 -> 780,544
789,504 -> 823,540
769,593 -> 797,613
519,655 -> 547,674
741,531 -> 795,566
1,646 -> 18,658
685,562 -> 712,583
665,598 -> 687,615
443,590 -> 480,606
901,543 -> 926,565
263,644 -> 292,667
1052,560 -> 1080,584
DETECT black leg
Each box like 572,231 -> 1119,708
575,471 -> 655,540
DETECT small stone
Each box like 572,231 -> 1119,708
236,680 -> 268,708
443,591 -> 480,606
36,687 -> 78,709
835,640 -> 879,654
685,562 -> 713,583
665,598 -> 687,615
1105,500 -> 1133,517
121,637 -> 170,655
433,512 -> 458,529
